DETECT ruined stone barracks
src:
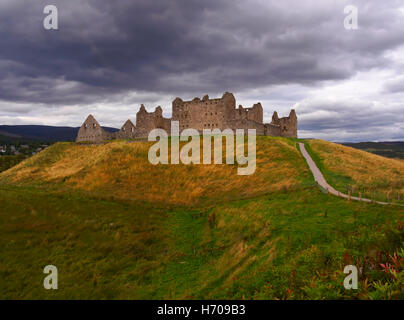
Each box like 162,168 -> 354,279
76,92 -> 297,143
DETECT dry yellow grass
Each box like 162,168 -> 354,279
308,139 -> 404,200
0,137 -> 307,206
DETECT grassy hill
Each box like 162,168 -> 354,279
0,137 -> 403,299
307,140 -> 404,204
0,137 -> 310,206
0,155 -> 27,173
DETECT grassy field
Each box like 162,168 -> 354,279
0,137 -> 403,299
307,140 -> 404,204
0,185 -> 402,299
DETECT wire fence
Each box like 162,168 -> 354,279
344,184 -> 403,205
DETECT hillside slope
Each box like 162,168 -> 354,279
0,137 -> 403,299
1,137 -> 403,205
307,140 -> 404,204
0,137 -> 310,206
0,184 -> 402,299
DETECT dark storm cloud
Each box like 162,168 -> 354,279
295,97 -> 404,141
0,0 -> 403,105
298,100 -> 402,129
0,0 -> 404,141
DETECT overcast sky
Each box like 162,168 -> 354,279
0,0 -> 403,141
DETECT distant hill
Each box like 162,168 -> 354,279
0,125 -> 118,142
340,141 -> 404,159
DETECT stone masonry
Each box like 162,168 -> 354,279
76,92 -> 297,142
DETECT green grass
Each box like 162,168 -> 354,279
305,140 -> 404,205
0,184 -> 402,299
0,137 -> 403,299
304,141 -> 355,188
0,155 -> 26,173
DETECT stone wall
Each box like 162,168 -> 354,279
171,92 -> 265,133
115,119 -> 137,139
233,103 -> 263,123
136,105 -> 171,137
76,92 -> 298,143
225,119 -> 265,135
264,123 -> 281,136
172,92 -> 235,132
271,109 -> 297,138
76,115 -> 112,143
